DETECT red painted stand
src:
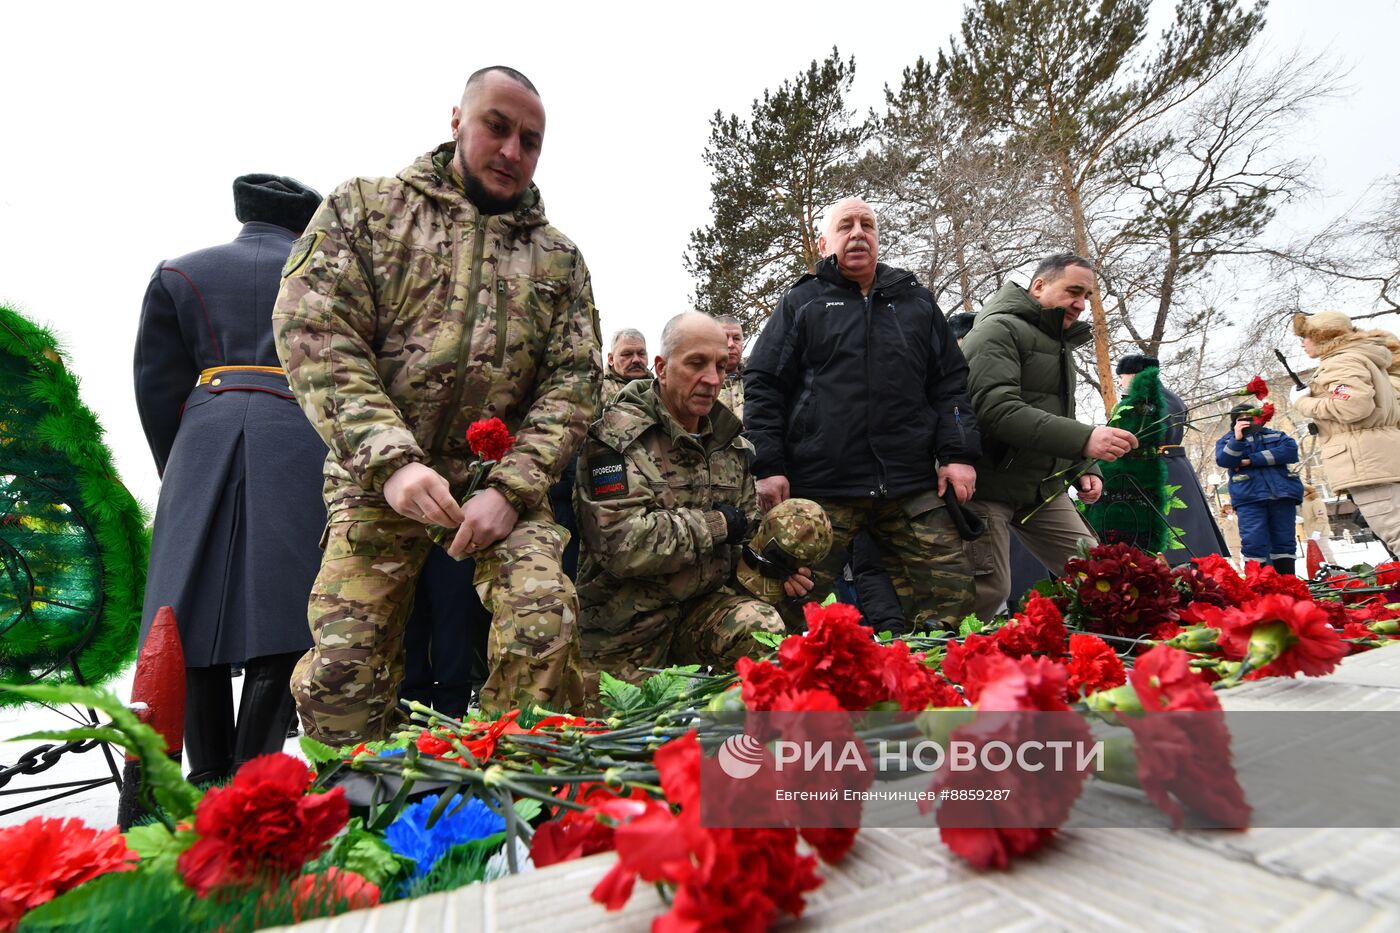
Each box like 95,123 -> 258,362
1306,539 -> 1324,580
116,605 -> 186,829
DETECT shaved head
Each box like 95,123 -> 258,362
461,65 -> 540,106
655,312 -> 728,430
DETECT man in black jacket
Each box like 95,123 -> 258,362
745,197 -> 980,629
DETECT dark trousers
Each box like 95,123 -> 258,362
1235,499 -> 1298,561
401,547 -> 491,719
549,458 -> 580,580
844,531 -> 908,635
184,651 -> 300,785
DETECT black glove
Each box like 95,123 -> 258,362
713,503 -> 749,545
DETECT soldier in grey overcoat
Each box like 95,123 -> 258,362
134,174 -> 324,783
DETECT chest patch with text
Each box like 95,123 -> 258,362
589,451 -> 629,499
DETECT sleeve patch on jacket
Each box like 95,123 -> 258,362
587,450 -> 629,500
1331,384 -> 1352,400
282,231 -> 324,278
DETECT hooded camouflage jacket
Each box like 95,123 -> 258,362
600,368 -> 639,408
273,144 -> 602,512
575,379 -> 758,638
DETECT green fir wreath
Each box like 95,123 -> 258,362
1086,366 -> 1173,555
0,304 -> 148,707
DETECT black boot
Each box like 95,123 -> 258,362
231,652 -> 300,772
184,665 -> 235,786
1273,556 -> 1296,577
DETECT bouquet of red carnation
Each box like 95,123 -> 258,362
427,417 -> 515,556
1061,542 -> 1181,640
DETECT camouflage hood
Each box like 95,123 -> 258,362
273,143 -> 600,512
400,143 -> 550,236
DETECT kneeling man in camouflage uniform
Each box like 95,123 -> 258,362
274,67 -> 599,744
575,313 -> 828,688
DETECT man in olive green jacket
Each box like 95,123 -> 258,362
274,67 -> 602,743
962,254 -> 1138,620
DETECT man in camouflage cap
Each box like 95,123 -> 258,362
273,66 -> 602,745
575,313 -> 825,691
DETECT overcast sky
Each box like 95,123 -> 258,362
2,0 -> 1396,513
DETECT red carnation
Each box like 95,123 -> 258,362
1212,595 -> 1346,679
177,753 -> 348,896
774,602 -> 887,710
1244,375 -> 1269,400
1324,573 -> 1375,605
1241,561 -> 1311,600
929,656 -> 1090,869
1121,646 -> 1250,828
1065,633 -> 1126,701
1189,555 -> 1253,606
735,657 -> 797,711
591,732 -> 823,929
799,827 -> 859,864
283,868 -> 380,923
1374,561 -> 1400,588
0,817 -> 137,930
1130,645 -> 1220,713
876,638 -> 966,710
1251,402 -> 1276,426
1340,621 -> 1380,654
465,417 -> 514,462
941,632 -> 1006,704
994,593 -> 1068,658
532,784 -> 652,868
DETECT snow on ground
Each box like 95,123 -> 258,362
0,667 -> 303,829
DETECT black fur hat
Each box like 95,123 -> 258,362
233,174 -> 322,234
1116,353 -> 1160,375
948,313 -> 977,340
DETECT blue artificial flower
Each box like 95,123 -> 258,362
383,792 -> 506,879
378,747 -> 407,758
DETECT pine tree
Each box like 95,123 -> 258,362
941,0 -> 1265,413
860,56 -> 1061,314
685,49 -> 871,332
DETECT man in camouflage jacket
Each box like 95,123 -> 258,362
575,313 -> 814,690
273,67 -> 601,744
601,328 -> 649,408
716,315 -> 746,424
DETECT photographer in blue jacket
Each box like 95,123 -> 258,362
1215,403 -> 1304,576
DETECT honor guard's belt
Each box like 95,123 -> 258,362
196,365 -> 294,399
1155,444 -> 1186,458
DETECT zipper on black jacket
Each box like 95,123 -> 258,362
863,291 -> 889,497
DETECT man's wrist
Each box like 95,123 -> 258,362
370,451 -> 428,494
488,481 -> 526,515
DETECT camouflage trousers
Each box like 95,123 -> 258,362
291,505 -> 583,746
804,491 -> 975,630
579,588 -> 783,714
